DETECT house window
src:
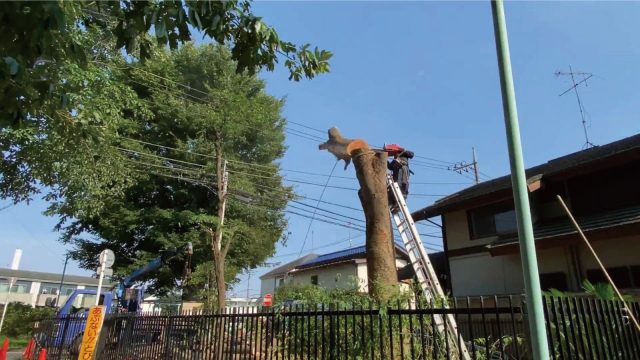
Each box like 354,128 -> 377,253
0,282 -> 29,293
41,285 -> 59,295
586,267 -> 635,289
278,278 -> 284,287
468,201 -> 517,239
540,272 -> 568,291
311,275 -> 318,285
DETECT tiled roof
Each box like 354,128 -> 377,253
413,133 -> 640,220
488,205 -> 640,249
295,242 -> 409,270
259,253 -> 318,279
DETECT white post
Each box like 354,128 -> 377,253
95,260 -> 106,306
0,248 -> 23,333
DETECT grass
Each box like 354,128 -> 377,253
1,334 -> 31,351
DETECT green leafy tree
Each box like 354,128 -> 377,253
1,1 -> 330,209
57,44 -> 291,307
0,303 -> 55,338
1,26 -> 150,214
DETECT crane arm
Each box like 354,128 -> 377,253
115,242 -> 193,310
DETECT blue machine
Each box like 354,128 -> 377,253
38,243 -> 193,353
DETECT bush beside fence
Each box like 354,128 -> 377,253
27,295 -> 640,360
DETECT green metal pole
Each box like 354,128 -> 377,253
490,1 -> 550,359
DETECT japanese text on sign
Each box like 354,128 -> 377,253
77,306 -> 105,360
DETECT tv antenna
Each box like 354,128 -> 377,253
555,65 -> 595,148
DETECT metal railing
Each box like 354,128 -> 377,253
28,295 -> 640,360
543,296 -> 640,359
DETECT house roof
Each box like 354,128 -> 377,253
259,253 -> 318,279
0,268 -> 109,286
488,204 -> 640,250
412,133 -> 640,220
295,242 -> 409,271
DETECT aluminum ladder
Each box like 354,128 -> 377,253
388,174 -> 471,360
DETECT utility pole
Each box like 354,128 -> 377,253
216,160 -> 229,252
472,147 -> 480,184
212,159 -> 229,309
491,1 -> 550,359
56,255 -> 70,307
449,147 -> 480,184
246,271 -> 251,300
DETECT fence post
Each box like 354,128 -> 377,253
163,316 -> 174,360
56,315 -> 71,360
94,314 -> 111,360
520,296 -> 536,358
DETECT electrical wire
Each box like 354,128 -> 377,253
289,200 -> 364,224
120,137 -> 216,160
298,161 -> 339,255
116,147 -> 208,169
288,204 -> 365,229
108,62 -> 465,169
288,120 -> 326,135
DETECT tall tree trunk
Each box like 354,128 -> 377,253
351,148 -> 398,301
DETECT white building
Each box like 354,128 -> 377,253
0,268 -> 110,308
260,244 -> 412,297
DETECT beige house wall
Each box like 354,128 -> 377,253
579,235 -> 640,271
443,210 -> 498,250
290,263 -> 359,290
449,245 -> 576,297
260,276 -> 283,297
444,205 -> 640,297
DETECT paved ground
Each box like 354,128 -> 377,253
7,351 -> 22,360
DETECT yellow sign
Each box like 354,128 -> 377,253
77,306 -> 105,360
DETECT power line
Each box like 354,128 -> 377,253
233,182 -> 362,212
123,70 -> 331,148
116,147 -> 209,169
269,234 -> 367,259
227,159 -> 355,180
285,128 -> 325,142
227,169 -> 359,191
107,60 -> 467,171
289,200 -> 364,224
288,204 -> 365,229
285,129 -> 324,143
120,137 -> 216,160
122,158 -> 207,178
288,120 -> 326,135
299,161 -> 339,256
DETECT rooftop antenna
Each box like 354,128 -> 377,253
555,65 -> 595,149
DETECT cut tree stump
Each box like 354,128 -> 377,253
319,128 -> 398,300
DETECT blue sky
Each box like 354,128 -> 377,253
2,1 -> 640,299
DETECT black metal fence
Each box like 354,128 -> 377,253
543,296 -> 640,359
28,295 -> 640,360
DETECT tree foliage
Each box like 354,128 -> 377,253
56,44 -> 291,297
0,303 -> 55,338
0,0 -> 330,207
1,25 -> 150,212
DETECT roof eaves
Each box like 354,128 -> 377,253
413,134 -> 640,220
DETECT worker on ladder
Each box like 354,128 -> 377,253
385,144 -> 414,203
